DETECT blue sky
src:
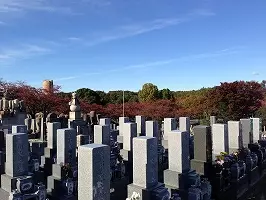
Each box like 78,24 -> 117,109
0,0 -> 265,92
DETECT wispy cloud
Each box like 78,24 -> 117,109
0,21 -> 5,25
85,9 -> 215,46
67,37 -> 82,41
54,47 -> 239,82
0,0 -> 109,15
252,71 -> 260,76
0,44 -> 51,64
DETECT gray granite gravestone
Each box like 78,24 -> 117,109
5,133 -> 28,177
117,117 -> 129,145
162,118 -> 177,149
210,116 -> 216,126
47,128 -> 77,200
228,121 -> 243,153
76,134 -> 90,148
120,123 -> 137,183
31,119 -> 37,133
136,115 -> 145,136
94,125 -> 110,145
145,121 -> 159,138
179,117 -> 190,134
212,124 -> 229,159
121,123 -> 137,153
240,118 -> 251,147
99,118 -> 111,126
24,118 -> 32,132
11,125 -> 27,134
119,117 -> 129,137
40,122 -> 61,175
191,126 -> 212,175
164,130 -> 203,198
251,118 -> 261,142
47,122 -> 61,150
164,130 -> 190,190
78,144 -> 110,200
56,128 -> 77,166
127,136 -> 170,200
0,133 -> 45,200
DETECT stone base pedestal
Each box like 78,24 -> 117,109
1,174 -> 17,193
120,149 -> 132,162
44,147 -> 56,158
191,159 -> 212,177
69,112 -> 81,121
0,188 -> 10,200
29,140 -> 47,161
47,177 -> 76,200
161,140 -> 168,149
127,182 -> 170,200
117,135 -> 123,143
164,169 -> 200,191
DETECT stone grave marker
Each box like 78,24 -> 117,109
136,115 -> 145,136
11,125 -> 27,134
212,124 -> 229,159
78,144 -> 110,200
191,126 -> 213,176
251,118 -> 261,142
179,117 -> 190,133
240,118 -> 251,147
94,125 -> 110,145
127,136 -> 170,200
228,121 -> 243,153
145,121 -> 159,138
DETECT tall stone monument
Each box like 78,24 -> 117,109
146,121 -> 159,138
251,118 -> 261,142
162,118 -> 177,149
212,124 -> 229,159
228,121 -> 243,153
47,128 -> 77,200
127,136 -> 170,200
191,126 -> 213,176
136,116 -> 145,136
68,93 -> 88,135
240,118 -> 252,147
118,117 -> 130,143
94,125 -> 110,145
78,144 -> 110,200
0,133 -> 46,200
179,117 -> 190,134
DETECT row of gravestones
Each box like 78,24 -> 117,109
23,111 -> 101,139
0,116 -> 188,200
0,115 -> 263,200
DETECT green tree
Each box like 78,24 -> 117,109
76,88 -> 101,104
159,88 -> 173,100
95,90 -> 108,105
138,83 -> 159,102
106,91 -> 138,104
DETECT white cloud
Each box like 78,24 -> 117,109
0,21 -> 5,25
54,47 -> 237,82
252,71 -> 260,76
86,9 -> 215,46
0,44 -> 51,64
0,0 -> 108,15
67,37 -> 82,41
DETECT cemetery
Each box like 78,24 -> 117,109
0,85 -> 266,200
